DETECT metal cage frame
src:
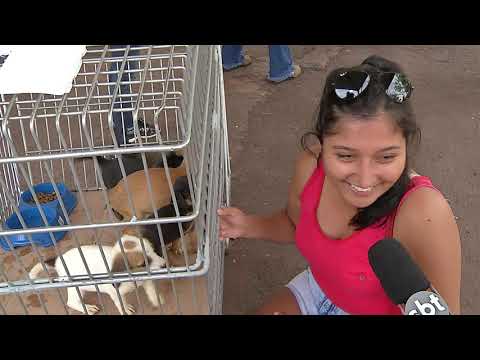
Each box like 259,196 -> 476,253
0,45 -> 230,315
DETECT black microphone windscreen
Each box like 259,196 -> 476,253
368,238 -> 430,305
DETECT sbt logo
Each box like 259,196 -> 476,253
405,290 -> 449,315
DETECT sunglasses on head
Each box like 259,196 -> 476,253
332,70 -> 414,104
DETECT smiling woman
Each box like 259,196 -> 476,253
320,113 -> 408,223
217,55 -> 461,315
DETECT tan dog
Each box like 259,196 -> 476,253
29,232 -> 166,315
170,222 -> 198,256
108,165 -> 187,220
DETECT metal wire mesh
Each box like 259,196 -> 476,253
0,45 -> 229,315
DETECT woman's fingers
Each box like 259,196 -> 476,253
217,206 -> 242,217
220,223 -> 238,240
218,206 -> 246,241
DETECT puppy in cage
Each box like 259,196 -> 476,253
76,150 -> 184,189
139,176 -> 198,258
108,156 -> 188,221
28,232 -> 166,315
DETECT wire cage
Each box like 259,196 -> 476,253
0,45 -> 230,315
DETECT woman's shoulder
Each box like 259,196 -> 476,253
391,173 -> 461,314
293,144 -> 321,190
393,174 -> 455,241
287,145 -> 322,225
296,144 -> 321,170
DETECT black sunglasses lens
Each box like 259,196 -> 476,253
385,73 -> 412,103
334,71 -> 370,100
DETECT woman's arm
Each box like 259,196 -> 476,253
393,187 -> 462,314
217,207 -> 296,243
218,145 -> 321,244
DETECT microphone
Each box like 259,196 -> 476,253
368,237 -> 450,315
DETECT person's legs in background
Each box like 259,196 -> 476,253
222,45 -> 252,71
108,45 -> 155,146
267,45 -> 301,83
108,45 -> 135,145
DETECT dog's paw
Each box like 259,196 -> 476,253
150,293 -> 165,308
86,304 -> 100,315
158,257 -> 167,268
124,304 -> 136,315
172,241 -> 184,255
149,296 -> 160,308
159,294 -> 166,306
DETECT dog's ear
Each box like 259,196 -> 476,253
111,253 -> 127,273
173,176 -> 192,213
182,221 -> 194,233
166,151 -> 184,168
127,251 -> 147,268
173,176 -> 189,193
112,235 -> 145,273
111,251 -> 149,273
172,191 -> 190,214
122,226 -> 146,239
112,208 -> 124,221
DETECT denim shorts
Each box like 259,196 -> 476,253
286,268 -> 349,315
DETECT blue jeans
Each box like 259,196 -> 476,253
221,45 -> 295,82
286,268 -> 349,315
108,45 -> 140,145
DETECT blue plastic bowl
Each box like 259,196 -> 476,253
0,207 -> 67,251
19,182 -> 77,216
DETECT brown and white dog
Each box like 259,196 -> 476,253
138,175 -> 197,257
95,150 -> 184,189
75,150 -> 184,190
29,232 -> 166,315
108,165 -> 187,220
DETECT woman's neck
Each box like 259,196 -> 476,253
323,175 -> 359,219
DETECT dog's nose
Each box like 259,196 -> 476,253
158,257 -> 167,267
151,256 -> 167,269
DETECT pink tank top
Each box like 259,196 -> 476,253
295,161 -> 440,315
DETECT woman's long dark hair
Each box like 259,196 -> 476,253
301,55 -> 421,230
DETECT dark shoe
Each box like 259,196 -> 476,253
126,119 -> 157,143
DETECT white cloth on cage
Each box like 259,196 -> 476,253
0,45 -> 87,96
0,45 -> 13,56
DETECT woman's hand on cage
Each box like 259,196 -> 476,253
217,207 -> 253,241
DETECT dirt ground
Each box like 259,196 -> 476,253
221,45 -> 480,315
